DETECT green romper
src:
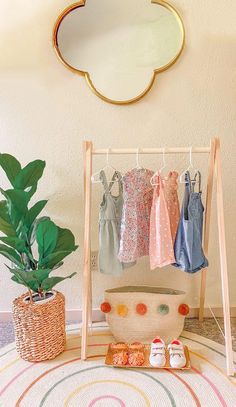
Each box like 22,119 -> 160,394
98,170 -> 134,275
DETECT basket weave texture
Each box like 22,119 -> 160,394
105,286 -> 186,343
12,291 -> 66,362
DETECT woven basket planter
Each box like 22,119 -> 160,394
12,290 -> 66,362
103,286 -> 188,343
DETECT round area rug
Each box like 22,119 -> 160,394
0,323 -> 236,407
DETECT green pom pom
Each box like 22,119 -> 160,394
157,304 -> 169,315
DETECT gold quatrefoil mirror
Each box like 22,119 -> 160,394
53,0 -> 185,104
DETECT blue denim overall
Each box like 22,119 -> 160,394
173,171 -> 208,273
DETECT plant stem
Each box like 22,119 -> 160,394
28,289 -> 33,304
38,288 -> 43,298
20,253 -> 25,268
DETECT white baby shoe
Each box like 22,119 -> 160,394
149,337 -> 166,367
168,339 -> 186,368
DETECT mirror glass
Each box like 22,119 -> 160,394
54,0 -> 184,104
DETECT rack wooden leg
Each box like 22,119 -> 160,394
81,141 -> 93,360
199,138 -> 216,321
215,138 -> 234,376
88,280 -> 92,327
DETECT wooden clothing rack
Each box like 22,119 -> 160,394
81,137 -> 235,376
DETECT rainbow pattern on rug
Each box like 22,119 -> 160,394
1,323 -> 236,406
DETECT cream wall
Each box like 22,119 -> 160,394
1,0 -> 236,314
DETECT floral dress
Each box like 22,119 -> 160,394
149,171 -> 180,269
164,171 -> 180,243
118,168 -> 154,263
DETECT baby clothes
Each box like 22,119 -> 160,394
118,168 -> 154,263
173,171 -> 208,273
98,170 -> 125,275
149,172 -> 179,269
164,171 -> 180,242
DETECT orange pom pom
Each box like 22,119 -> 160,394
116,304 -> 128,317
136,303 -> 147,315
178,303 -> 189,316
100,302 -> 111,313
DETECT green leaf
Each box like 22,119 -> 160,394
2,240 -> 36,269
39,227 -> 78,268
25,200 -> 48,228
0,218 -> 16,237
9,268 -> 40,292
11,274 -> 28,287
0,201 -> 16,237
0,236 -> 27,252
14,160 -> 46,189
26,251 -> 36,265
0,189 -> 30,228
0,153 -> 21,186
9,268 -> 31,288
39,250 -> 75,269
41,272 -> 76,291
27,182 -> 38,199
28,216 -> 50,245
54,227 -> 77,252
16,220 -> 28,241
0,201 -> 11,222
27,280 -> 40,292
32,269 -> 51,284
36,219 -> 58,260
0,244 -> 23,268
52,261 -> 64,270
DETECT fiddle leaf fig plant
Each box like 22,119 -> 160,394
0,153 -> 78,300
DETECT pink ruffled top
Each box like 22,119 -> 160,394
149,171 -> 180,269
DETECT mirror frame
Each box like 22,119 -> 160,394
53,0 -> 185,105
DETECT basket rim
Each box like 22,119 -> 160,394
105,286 -> 186,295
13,290 -> 64,308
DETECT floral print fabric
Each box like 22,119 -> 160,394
149,171 -> 180,269
118,168 -> 154,263
164,171 -> 180,243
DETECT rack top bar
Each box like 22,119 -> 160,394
92,147 -> 211,155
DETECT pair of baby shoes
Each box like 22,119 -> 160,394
149,337 -> 186,368
111,342 -> 145,366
